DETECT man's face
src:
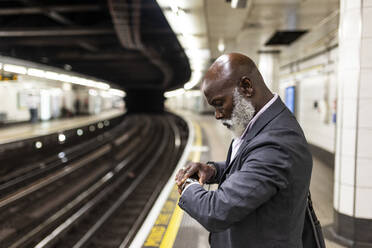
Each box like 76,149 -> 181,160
203,81 -> 255,138
203,81 -> 234,122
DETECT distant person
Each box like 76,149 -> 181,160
74,98 -> 81,115
176,53 -> 315,247
27,93 -> 39,123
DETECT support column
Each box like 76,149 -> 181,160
330,0 -> 372,247
257,50 -> 280,93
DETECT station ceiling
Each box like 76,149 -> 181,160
0,0 -> 191,92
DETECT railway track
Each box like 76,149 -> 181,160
0,113 -> 188,248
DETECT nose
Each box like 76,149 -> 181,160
215,110 -> 223,120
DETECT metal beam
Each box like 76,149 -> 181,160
0,28 -> 172,37
0,28 -> 115,37
0,5 -> 102,15
55,52 -> 143,60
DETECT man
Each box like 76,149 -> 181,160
175,53 -> 312,248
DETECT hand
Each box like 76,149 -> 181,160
175,162 -> 216,193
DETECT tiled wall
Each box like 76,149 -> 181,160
334,0 -> 372,219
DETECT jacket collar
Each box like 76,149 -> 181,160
244,96 -> 286,143
219,97 -> 287,184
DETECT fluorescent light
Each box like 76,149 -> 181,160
164,88 -> 185,98
44,71 -> 59,80
3,64 -> 27,74
231,0 -> 247,8
0,63 -> 2,70
95,82 -> 110,90
108,89 -> 126,97
27,68 -> 45,77
218,39 -> 225,52
57,74 -> 72,82
184,70 -> 203,90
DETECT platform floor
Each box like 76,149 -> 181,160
172,110 -> 345,248
0,109 -> 124,145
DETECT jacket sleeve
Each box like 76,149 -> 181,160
178,141 -> 291,233
206,161 -> 226,184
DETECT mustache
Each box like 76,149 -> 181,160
220,119 -> 233,129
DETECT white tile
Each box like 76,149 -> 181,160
358,99 -> 372,128
360,69 -> 372,99
355,187 -> 372,218
357,128 -> 372,158
335,154 -> 341,182
363,7 -> 372,38
340,69 -> 360,98
339,8 -> 362,40
340,155 -> 356,185
339,184 -> 355,216
338,39 -> 361,70
361,38 -> 372,68
334,181 -> 340,211
356,158 -> 372,187
345,0 -> 362,10
341,128 -> 357,157
342,98 -> 358,128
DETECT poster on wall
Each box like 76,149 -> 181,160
17,91 -> 29,109
285,86 -> 295,114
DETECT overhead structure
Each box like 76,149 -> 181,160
0,0 -> 191,112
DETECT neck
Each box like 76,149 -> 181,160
254,91 -> 274,113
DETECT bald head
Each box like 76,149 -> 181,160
202,53 -> 273,115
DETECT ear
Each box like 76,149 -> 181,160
238,76 -> 254,97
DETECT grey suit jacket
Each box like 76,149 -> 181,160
179,97 -> 313,248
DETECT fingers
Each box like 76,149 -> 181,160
198,171 -> 207,185
174,163 -> 199,186
175,168 -> 186,186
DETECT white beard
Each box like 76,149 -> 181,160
220,88 -> 255,139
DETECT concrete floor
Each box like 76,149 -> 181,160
173,110 -> 345,248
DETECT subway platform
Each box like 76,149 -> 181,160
128,110 -> 345,248
0,109 -> 124,145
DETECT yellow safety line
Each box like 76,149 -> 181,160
157,121 -> 203,248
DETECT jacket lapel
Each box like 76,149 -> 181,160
219,97 -> 287,184
225,140 -> 233,166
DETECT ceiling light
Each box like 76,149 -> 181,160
218,40 -> 225,52
108,89 -> 126,97
231,0 -> 248,8
44,71 -> 59,80
27,68 -> 45,77
96,82 -> 110,90
3,64 -> 27,74
164,88 -> 185,98
184,70 -> 203,90
57,74 -> 72,82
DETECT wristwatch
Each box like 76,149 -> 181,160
181,178 -> 198,191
